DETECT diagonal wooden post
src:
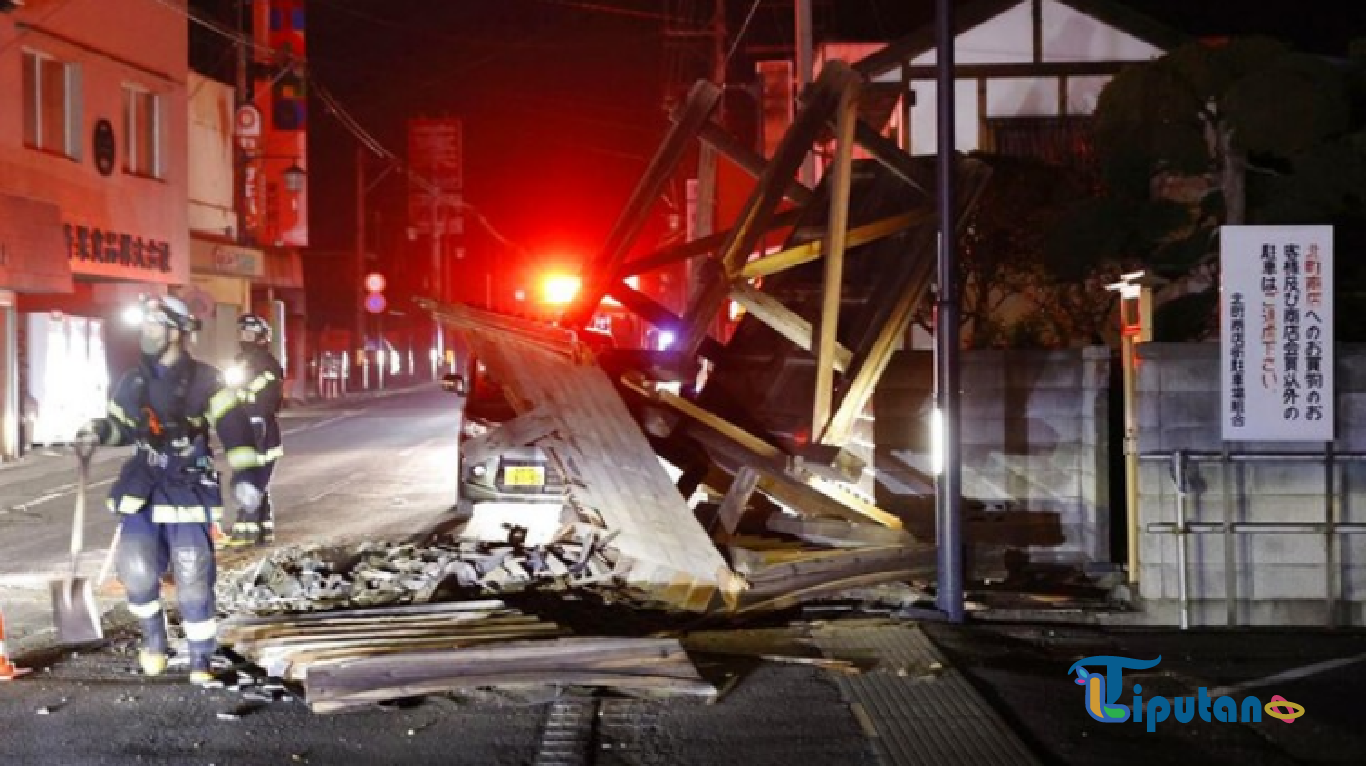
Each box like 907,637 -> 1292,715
676,63 -> 863,361
812,74 -> 861,441
566,80 -> 722,330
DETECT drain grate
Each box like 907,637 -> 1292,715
534,696 -> 600,766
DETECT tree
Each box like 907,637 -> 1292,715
1050,36 -> 1366,340
927,153 -> 1120,349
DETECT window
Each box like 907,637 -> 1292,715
21,50 -> 80,158
984,115 -> 1101,192
123,85 -> 161,178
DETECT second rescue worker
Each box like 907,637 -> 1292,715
224,313 -> 285,547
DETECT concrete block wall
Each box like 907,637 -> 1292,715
1135,342 -> 1366,626
873,347 -> 1112,563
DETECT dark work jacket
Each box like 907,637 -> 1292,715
232,345 -> 285,464
103,355 -> 259,524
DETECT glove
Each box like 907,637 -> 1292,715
74,419 -> 109,454
234,482 -> 263,515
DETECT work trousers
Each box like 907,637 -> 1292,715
230,461 -> 277,543
116,509 -> 218,663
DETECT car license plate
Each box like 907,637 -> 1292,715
502,466 -> 545,487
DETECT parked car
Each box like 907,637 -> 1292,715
442,361 -> 568,538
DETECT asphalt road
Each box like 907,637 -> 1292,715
924,621 -> 1366,765
4,385 -> 1366,764
0,385 -> 463,655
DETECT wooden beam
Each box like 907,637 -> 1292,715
904,61 -> 1146,79
696,121 -> 815,206
605,281 -> 727,362
852,119 -> 928,195
567,80 -> 722,329
754,469 -> 903,529
682,423 -> 902,531
418,298 -> 580,359
821,160 -> 993,446
728,283 -> 852,372
739,211 -> 930,280
677,63 -> 862,361
820,268 -> 925,447
616,208 -> 804,281
765,513 -> 914,548
715,466 -> 761,534
620,374 -> 783,461
814,78 -> 860,440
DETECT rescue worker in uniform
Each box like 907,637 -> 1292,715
224,313 -> 285,547
74,295 -> 264,685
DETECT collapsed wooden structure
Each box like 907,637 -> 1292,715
419,59 -> 993,612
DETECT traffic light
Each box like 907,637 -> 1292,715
364,272 -> 386,314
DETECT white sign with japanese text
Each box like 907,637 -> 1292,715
1221,225 -> 1334,441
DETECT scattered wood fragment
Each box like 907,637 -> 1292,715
303,637 -> 715,714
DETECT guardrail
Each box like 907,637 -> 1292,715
1141,448 -> 1366,629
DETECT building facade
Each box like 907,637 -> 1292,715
186,71 -> 262,371
0,0 -> 190,457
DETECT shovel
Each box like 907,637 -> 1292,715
51,441 -> 104,645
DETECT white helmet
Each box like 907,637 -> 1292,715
141,294 -> 201,332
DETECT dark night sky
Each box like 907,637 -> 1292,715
191,0 -> 1365,326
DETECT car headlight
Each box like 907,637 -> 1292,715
471,464 -> 487,477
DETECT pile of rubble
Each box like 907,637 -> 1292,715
216,526 -> 620,616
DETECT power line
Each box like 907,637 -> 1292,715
529,0 -> 689,24
725,0 -> 763,67
303,70 -> 531,256
148,0 -> 281,60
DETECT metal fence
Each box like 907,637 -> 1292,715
1141,448 -> 1366,629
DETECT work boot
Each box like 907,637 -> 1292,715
226,520 -> 260,548
137,614 -> 169,676
189,654 -> 215,686
138,650 -> 168,677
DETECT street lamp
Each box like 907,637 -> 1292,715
246,154 -> 306,193
1105,270 -> 1166,592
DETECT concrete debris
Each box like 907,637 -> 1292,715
217,527 -> 621,616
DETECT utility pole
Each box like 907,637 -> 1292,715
693,0 -> 724,245
429,161 -> 444,376
795,0 -> 814,186
234,0 -> 249,245
690,0 -> 725,345
356,144 -> 369,389
934,0 -> 965,624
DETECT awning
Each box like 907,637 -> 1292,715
0,193 -> 73,294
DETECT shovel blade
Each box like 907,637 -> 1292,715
51,577 -> 103,645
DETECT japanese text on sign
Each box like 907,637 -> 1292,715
1221,226 -> 1333,441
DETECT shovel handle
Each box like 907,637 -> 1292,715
95,522 -> 122,588
70,449 -> 91,569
